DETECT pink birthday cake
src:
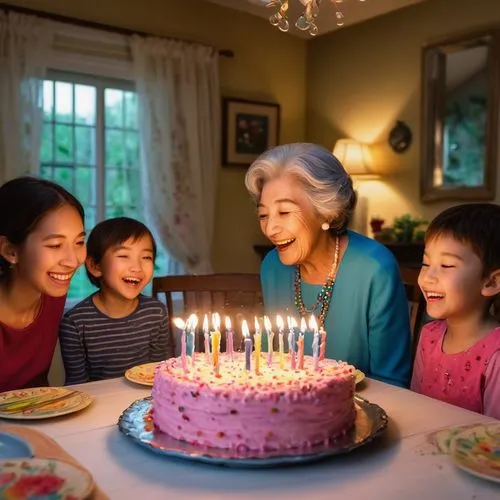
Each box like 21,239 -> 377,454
151,353 -> 356,451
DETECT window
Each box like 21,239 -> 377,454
40,71 -> 150,301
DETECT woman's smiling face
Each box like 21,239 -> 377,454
15,204 -> 86,297
258,174 -> 327,266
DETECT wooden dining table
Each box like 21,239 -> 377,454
3,376 -> 499,499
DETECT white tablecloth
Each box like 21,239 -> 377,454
11,377 -> 500,499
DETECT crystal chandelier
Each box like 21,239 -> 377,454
266,0 -> 367,37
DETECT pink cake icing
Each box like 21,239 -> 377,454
151,353 -> 356,451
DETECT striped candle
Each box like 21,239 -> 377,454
173,318 -> 188,373
203,314 -> 210,364
264,315 -> 274,367
288,316 -> 297,370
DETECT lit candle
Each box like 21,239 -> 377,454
310,315 -> 320,371
173,318 -> 188,373
188,313 -> 198,365
276,314 -> 285,369
298,317 -> 306,370
203,314 -> 210,364
264,316 -> 274,367
211,313 -> 221,376
254,316 -> 262,375
288,316 -> 297,370
225,316 -> 234,361
242,320 -> 252,371
319,326 -> 327,361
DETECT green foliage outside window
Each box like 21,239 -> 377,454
39,78 -> 163,301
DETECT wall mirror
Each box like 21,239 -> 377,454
421,28 -> 500,201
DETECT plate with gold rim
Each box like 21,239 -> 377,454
355,369 -> 365,385
450,423 -> 500,483
0,458 -> 94,499
125,362 -> 159,387
0,387 -> 93,420
117,394 -> 388,468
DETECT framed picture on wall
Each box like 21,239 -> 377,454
222,98 -> 280,166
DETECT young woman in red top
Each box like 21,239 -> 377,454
0,177 -> 86,391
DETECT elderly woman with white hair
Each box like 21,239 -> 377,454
245,142 -> 411,387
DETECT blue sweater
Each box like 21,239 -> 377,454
261,230 -> 412,387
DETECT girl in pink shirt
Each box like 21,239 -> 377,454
411,203 -> 500,419
0,177 -> 86,391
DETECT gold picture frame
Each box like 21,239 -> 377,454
222,98 -> 280,167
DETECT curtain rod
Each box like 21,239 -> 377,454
0,3 -> 234,58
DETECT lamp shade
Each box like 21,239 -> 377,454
332,139 -> 375,177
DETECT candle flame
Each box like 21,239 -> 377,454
242,319 -> 250,338
212,312 -> 221,330
188,313 -> 198,330
263,315 -> 272,333
300,317 -> 307,333
225,316 -> 232,329
287,316 -> 298,329
173,317 -> 186,329
254,316 -> 261,334
309,315 -> 318,332
203,314 -> 209,333
276,314 -> 284,331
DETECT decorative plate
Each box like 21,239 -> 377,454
117,394 -> 388,468
0,387 -> 93,420
124,362 -> 159,387
0,432 -> 33,459
0,458 -> 94,499
355,369 -> 365,385
426,423 -> 485,454
450,423 -> 500,483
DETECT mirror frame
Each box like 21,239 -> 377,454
420,27 -> 500,202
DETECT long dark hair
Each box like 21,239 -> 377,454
0,176 -> 85,281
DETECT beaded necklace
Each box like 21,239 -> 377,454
293,236 -> 340,328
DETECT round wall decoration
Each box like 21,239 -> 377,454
389,121 -> 412,153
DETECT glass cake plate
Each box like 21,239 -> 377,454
117,394 -> 388,468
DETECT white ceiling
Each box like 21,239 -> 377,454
204,0 -> 427,37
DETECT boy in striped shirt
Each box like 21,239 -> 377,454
59,217 -> 174,384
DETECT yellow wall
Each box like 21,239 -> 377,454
11,0 -> 500,271
307,0 -> 500,232
7,0 -> 307,273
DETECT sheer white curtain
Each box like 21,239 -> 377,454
0,12 -> 53,183
131,36 -> 220,275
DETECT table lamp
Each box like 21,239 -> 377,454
332,139 -> 379,234
332,138 -> 379,179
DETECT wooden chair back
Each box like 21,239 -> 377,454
400,266 -> 426,357
152,273 -> 264,354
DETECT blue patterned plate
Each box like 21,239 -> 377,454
117,394 -> 388,468
0,432 -> 33,459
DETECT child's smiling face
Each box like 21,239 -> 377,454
88,234 -> 154,301
419,234 -> 490,320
